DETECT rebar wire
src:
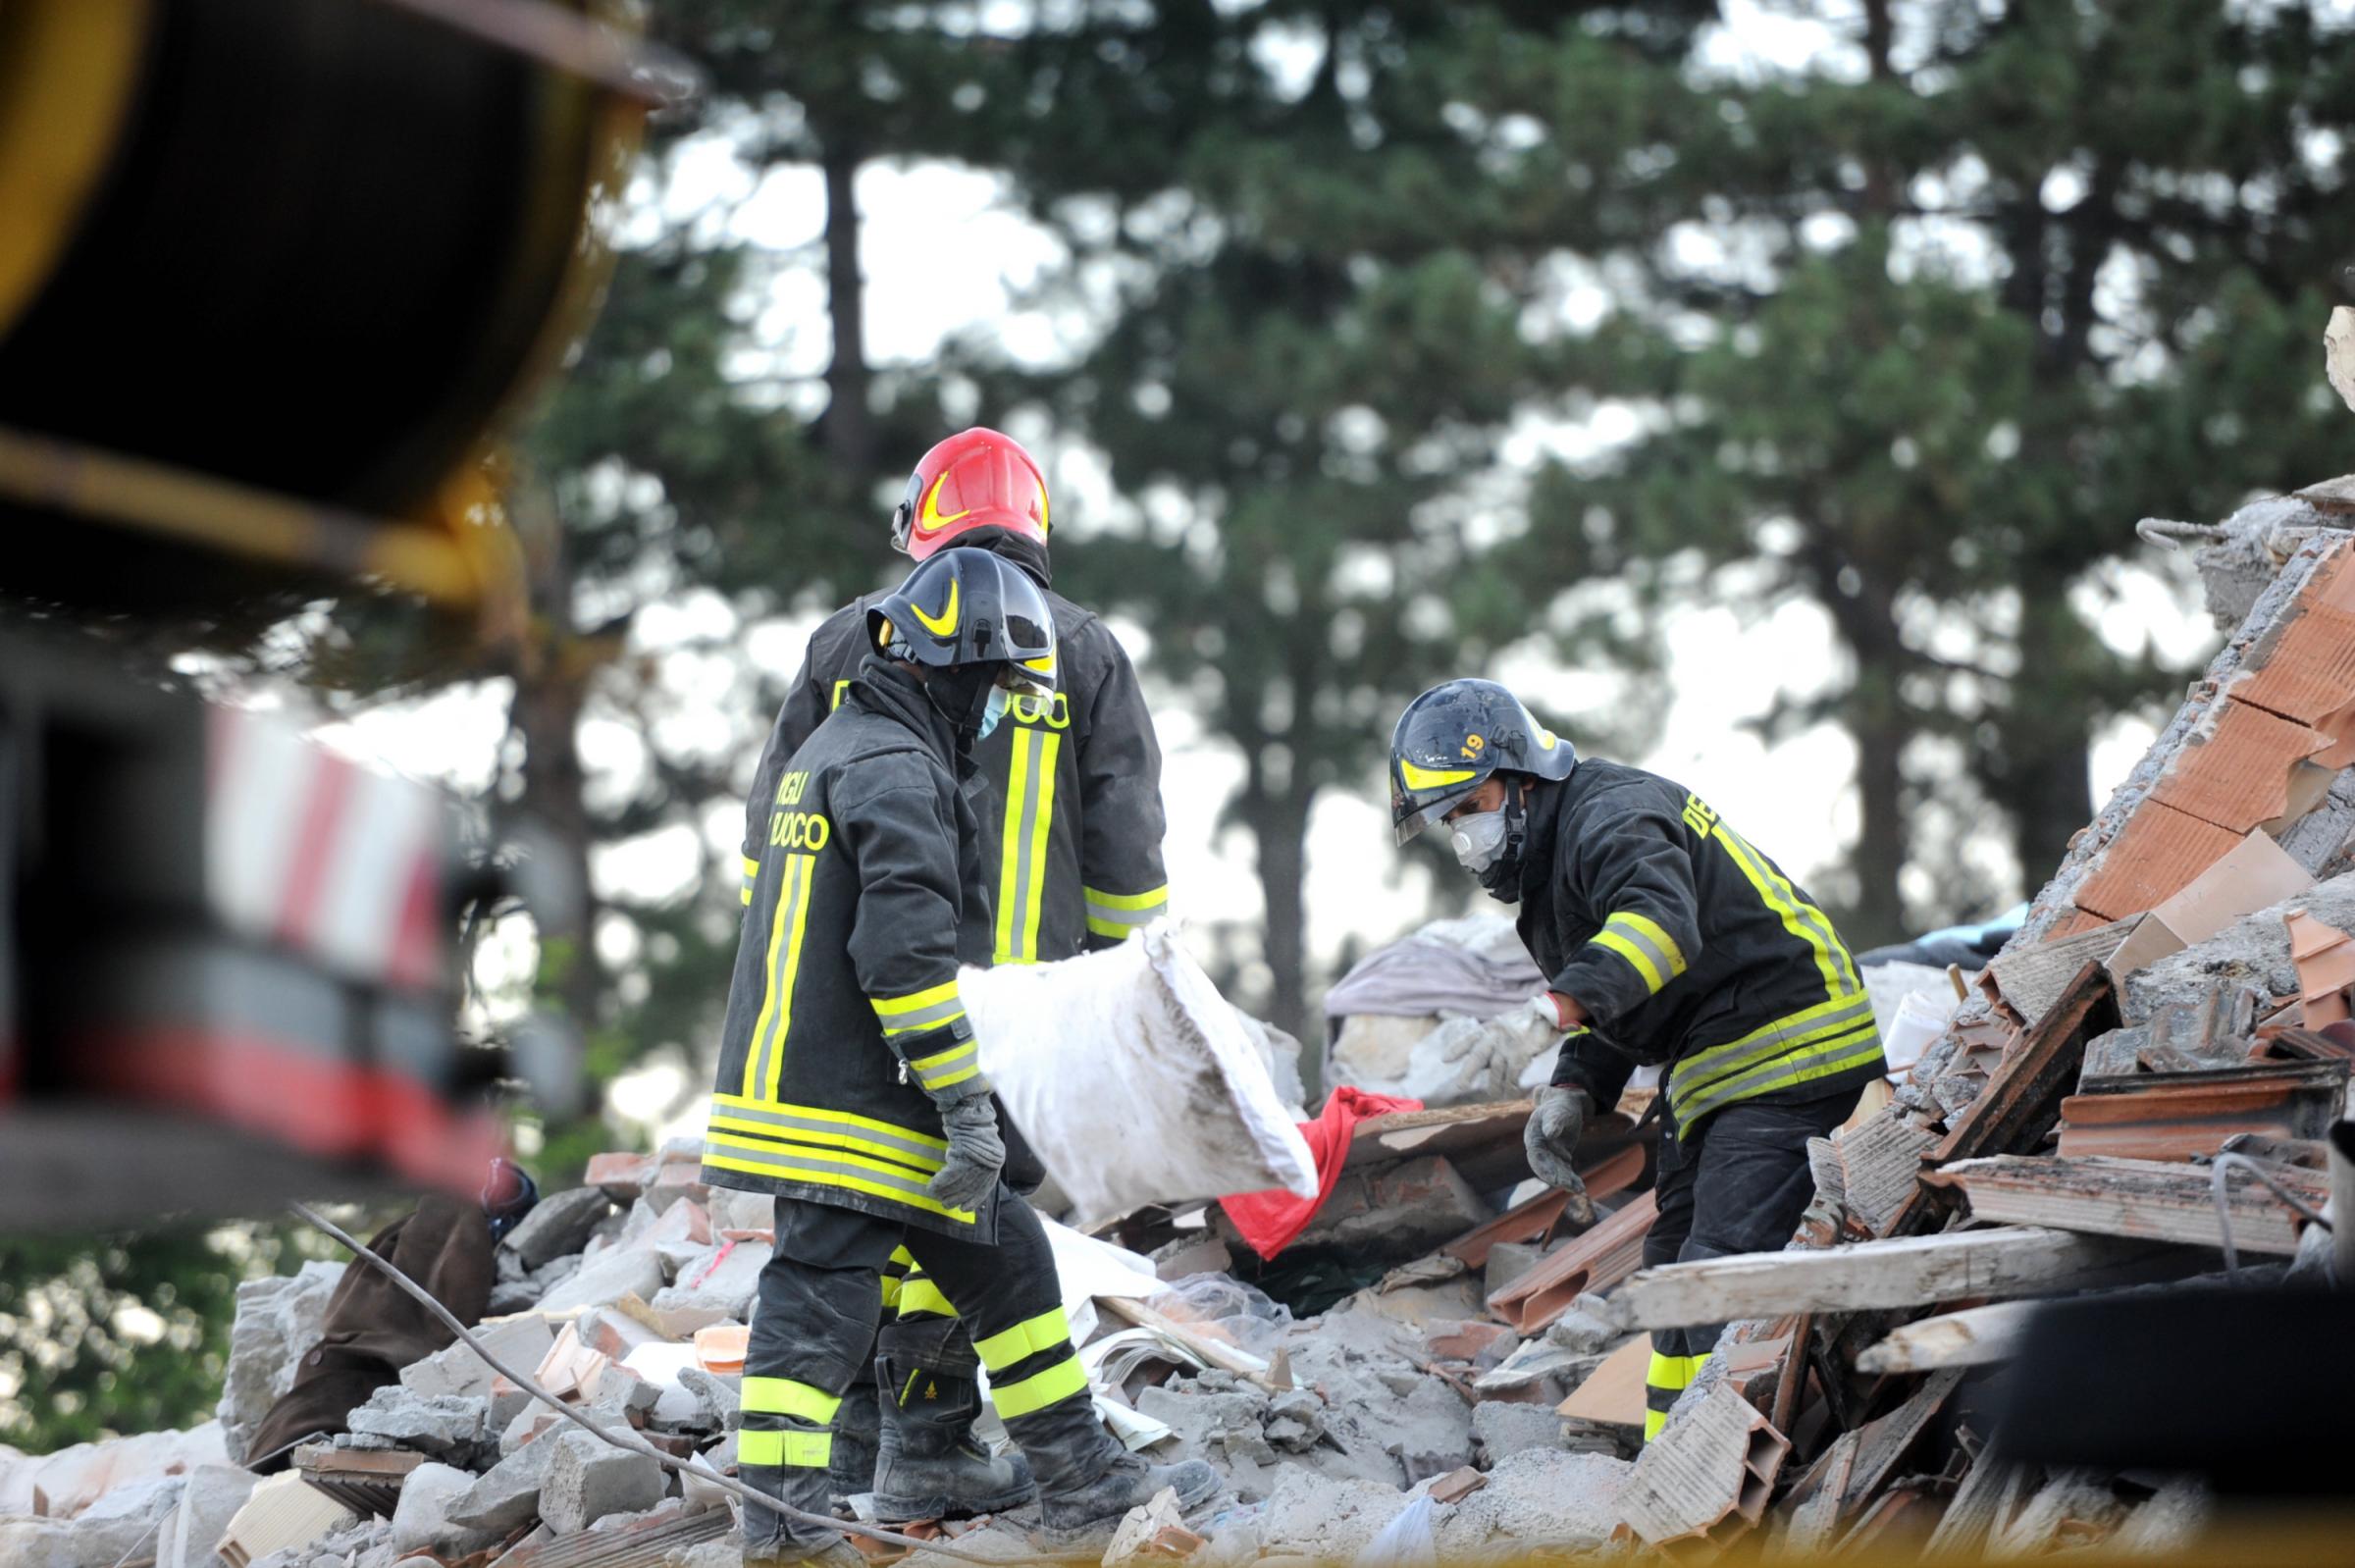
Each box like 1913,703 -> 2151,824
288,1202 -> 1022,1566
2209,1153 -> 2333,1281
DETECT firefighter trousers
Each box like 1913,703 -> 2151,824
741,1189 -> 1098,1548
1641,1083 -> 1861,1441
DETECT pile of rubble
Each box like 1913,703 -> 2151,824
8,478 -> 2355,1567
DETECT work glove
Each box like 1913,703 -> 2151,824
928,1092 -> 1006,1211
1524,1084 -> 1596,1228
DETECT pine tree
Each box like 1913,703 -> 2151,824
1500,0 -> 2355,938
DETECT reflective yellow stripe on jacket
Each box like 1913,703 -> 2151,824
995,727 -> 1062,964
1591,910 -> 1686,996
703,1092 -> 973,1224
1084,883 -> 1168,942
1664,811 -> 1878,1134
741,852 -> 817,1101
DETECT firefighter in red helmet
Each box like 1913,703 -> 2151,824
740,427 -> 1172,1527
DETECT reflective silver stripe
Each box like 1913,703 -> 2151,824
911,1044 -> 979,1091
1604,915 -> 1680,986
1084,897 -> 1165,928
1672,993 -> 1876,1105
709,1141 -> 948,1205
706,1101 -> 945,1172
1672,1029 -> 1885,1126
877,997 -> 968,1035
1714,824 -> 1859,994
996,729 -> 1061,965
746,853 -> 815,1102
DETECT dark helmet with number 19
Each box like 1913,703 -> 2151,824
1388,679 -> 1578,845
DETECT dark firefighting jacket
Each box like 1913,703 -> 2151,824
1516,760 -> 1885,1138
702,657 -> 1002,1240
746,536 -> 1169,967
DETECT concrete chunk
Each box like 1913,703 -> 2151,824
399,1315 -> 556,1401
216,1263 -> 345,1463
540,1430 -> 664,1535
447,1430 -> 563,1536
535,1243 -> 667,1316
503,1186 -> 613,1270
344,1387 -> 489,1461
390,1461 -> 499,1559
158,1464 -> 259,1568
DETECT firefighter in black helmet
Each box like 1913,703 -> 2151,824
741,429 -> 1170,1523
706,551 -> 1213,1565
1389,678 -> 1884,1444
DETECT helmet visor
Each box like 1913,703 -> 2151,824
1391,754 -> 1492,845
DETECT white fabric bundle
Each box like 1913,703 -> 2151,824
962,921 -> 1318,1224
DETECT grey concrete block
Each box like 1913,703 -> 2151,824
214,1261 -> 345,1463
540,1431 -> 663,1535
534,1244 -> 665,1316
447,1430 -> 562,1535
1472,1399 -> 1564,1465
390,1461 -> 498,1558
398,1316 -> 555,1401
344,1388 -> 489,1460
159,1463 -> 260,1568
503,1187 -> 613,1270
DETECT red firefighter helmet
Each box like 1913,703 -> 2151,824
890,427 -> 1051,559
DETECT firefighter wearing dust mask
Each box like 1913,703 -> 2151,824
1387,678 -> 1885,1443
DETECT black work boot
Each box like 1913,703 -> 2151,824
826,1383 -> 881,1510
872,1353 -> 1036,1522
740,1432 -> 862,1567
1011,1392 -> 1221,1547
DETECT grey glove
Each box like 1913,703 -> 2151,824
928,1093 -> 1006,1210
1524,1085 -> 1596,1228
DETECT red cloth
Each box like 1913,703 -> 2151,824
1220,1086 -> 1424,1260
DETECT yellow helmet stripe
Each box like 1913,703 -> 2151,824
912,579 -> 960,637
1398,758 -> 1478,791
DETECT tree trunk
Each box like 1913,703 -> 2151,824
1823,575 -> 1910,945
821,141 -> 874,476
1239,778 -> 1315,1043
1997,583 -> 2096,894
506,485 -> 602,1036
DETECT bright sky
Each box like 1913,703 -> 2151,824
306,0 -> 2235,1074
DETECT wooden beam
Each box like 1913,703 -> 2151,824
1855,1301 -> 2038,1375
1923,1153 -> 2325,1257
1604,1226 -> 2188,1332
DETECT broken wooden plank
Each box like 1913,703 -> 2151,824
1855,1301 -> 2037,1375
1616,1383 -> 1791,1553
1605,1225 -> 2187,1332
1922,1153 -> 2325,1256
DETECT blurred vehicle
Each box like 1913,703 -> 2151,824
0,0 -> 677,1228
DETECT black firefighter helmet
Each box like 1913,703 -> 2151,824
868,549 -> 1058,698
1389,678 -> 1577,844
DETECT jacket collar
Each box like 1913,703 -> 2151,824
847,654 -> 962,764
1517,774 -> 1569,902
960,528 -> 1051,589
